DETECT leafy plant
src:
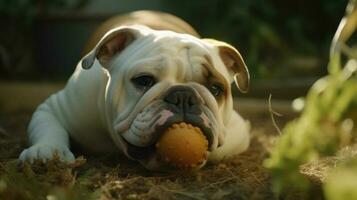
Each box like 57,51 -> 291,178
264,0 -> 357,197
324,160 -> 357,200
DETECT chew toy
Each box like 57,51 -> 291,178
156,122 -> 208,168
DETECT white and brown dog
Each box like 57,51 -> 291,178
19,11 -> 250,170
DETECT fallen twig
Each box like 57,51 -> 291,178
268,94 -> 283,135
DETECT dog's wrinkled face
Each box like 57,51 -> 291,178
81,26 -> 249,170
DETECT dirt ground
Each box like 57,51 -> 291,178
0,111 -> 308,200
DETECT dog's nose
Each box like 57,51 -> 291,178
164,86 -> 201,114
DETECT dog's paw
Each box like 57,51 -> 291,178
19,144 -> 75,164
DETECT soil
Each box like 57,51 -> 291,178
0,111 -> 301,200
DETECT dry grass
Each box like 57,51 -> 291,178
300,143 -> 357,184
0,112 -> 292,200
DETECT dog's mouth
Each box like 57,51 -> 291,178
122,114 -> 215,160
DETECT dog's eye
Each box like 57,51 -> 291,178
209,83 -> 224,97
131,74 -> 156,90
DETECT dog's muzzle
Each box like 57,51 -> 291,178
123,86 -> 216,161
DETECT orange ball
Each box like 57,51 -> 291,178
156,122 -> 208,168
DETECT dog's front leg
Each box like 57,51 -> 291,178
19,97 -> 75,164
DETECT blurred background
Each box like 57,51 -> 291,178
0,0 -> 349,112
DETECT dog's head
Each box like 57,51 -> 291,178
81,26 -> 249,170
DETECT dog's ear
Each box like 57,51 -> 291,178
203,39 -> 250,93
81,26 -> 141,69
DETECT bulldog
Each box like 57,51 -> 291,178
19,11 -> 250,170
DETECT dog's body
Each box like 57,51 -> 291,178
19,11 -> 250,170
82,11 -> 200,55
